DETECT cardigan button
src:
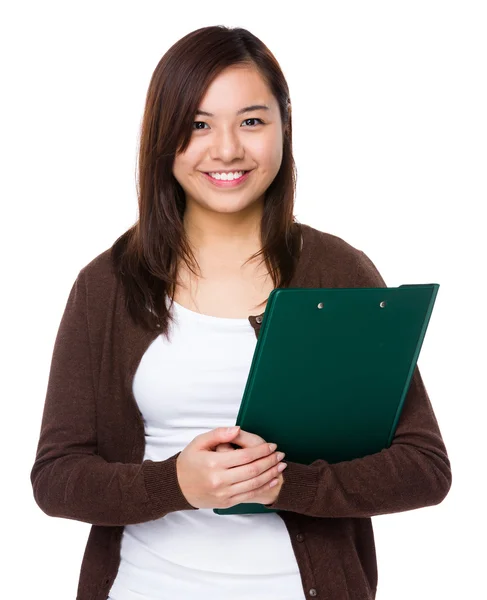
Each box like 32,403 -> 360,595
255,316 -> 263,324
309,589 -> 317,597
296,533 -> 305,542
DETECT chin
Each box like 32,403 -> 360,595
208,198 -> 262,214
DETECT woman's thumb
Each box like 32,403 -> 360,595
224,426 -> 240,437
195,426 -> 240,451
216,426 -> 240,445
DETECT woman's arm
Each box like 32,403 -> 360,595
30,270 -> 197,527
265,250 -> 452,517
265,364 -> 452,517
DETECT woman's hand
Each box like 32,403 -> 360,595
176,427 -> 287,509
215,432 -> 286,506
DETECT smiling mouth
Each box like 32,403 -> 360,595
202,170 -> 251,174
201,170 -> 253,185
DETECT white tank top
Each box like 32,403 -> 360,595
108,298 -> 306,600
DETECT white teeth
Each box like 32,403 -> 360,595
209,171 -> 245,181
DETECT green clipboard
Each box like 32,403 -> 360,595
213,284 -> 439,515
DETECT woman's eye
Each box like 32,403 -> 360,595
242,118 -> 264,127
192,118 -> 264,130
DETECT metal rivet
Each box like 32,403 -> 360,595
256,316 -> 263,324
309,589 -> 317,597
296,533 -> 305,542
317,302 -> 324,309
380,301 -> 386,308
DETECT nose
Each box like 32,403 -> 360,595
208,126 -> 245,162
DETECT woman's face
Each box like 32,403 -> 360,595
172,64 -> 285,218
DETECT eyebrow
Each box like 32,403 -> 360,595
195,104 -> 270,117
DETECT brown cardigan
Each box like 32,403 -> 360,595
30,222 -> 452,600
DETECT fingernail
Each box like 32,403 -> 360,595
277,462 -> 288,472
277,452 -> 285,461
269,443 -> 277,452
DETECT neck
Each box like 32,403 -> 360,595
183,198 -> 264,259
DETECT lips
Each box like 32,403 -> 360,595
201,170 -> 252,187
203,170 -> 250,174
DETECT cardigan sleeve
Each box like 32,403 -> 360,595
265,250 -> 452,517
30,269 -> 198,527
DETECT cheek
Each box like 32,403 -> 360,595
271,143 -> 284,167
172,156 -> 183,180
172,153 -> 196,182
256,146 -> 283,179
254,135 -> 283,168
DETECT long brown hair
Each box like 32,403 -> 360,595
112,25 -> 301,336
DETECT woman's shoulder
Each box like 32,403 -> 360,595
78,247 -> 117,286
299,221 -> 364,269
298,222 -> 386,286
300,222 -> 362,256
72,247 -> 121,312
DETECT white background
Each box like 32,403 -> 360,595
2,1 -> 485,598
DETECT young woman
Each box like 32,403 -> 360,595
31,25 -> 452,600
